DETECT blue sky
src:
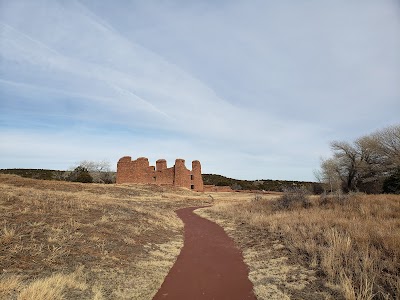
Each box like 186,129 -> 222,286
1,0 -> 399,181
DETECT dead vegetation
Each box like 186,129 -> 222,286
3,173 -> 398,300
0,174 -> 210,299
196,191 -> 400,300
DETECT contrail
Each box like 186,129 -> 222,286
0,22 -> 60,56
109,83 -> 173,120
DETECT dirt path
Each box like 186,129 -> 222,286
153,206 -> 257,300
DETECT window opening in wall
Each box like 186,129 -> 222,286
190,175 -> 194,180
191,185 -> 194,190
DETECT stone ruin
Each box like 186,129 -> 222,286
116,156 -> 204,192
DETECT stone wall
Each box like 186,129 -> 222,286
192,160 -> 203,192
116,156 -> 204,192
155,159 -> 174,185
116,156 -> 154,184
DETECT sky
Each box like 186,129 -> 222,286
0,0 -> 399,181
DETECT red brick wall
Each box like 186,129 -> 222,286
156,159 -> 167,171
156,167 -> 174,185
134,157 -> 154,183
173,159 -> 191,189
116,156 -> 133,184
191,160 -> 203,192
117,156 -> 204,191
116,157 -> 154,184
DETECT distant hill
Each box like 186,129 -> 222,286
202,174 -> 320,193
0,169 -> 321,193
0,168 -> 115,184
0,168 -> 66,181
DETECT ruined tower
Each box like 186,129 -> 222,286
191,160 -> 203,191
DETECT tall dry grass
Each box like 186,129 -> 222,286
202,192 -> 400,300
0,174 -> 209,299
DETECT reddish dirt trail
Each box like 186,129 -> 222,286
153,206 -> 257,300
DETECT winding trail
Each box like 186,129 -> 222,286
153,206 -> 256,300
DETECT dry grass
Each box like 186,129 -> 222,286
0,174 -> 210,299
197,192 -> 400,300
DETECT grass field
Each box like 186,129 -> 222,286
2,174 -> 399,300
196,192 -> 400,300
0,174 -> 210,299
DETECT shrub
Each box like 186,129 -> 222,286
318,191 -> 349,207
275,186 -> 311,210
253,192 -> 263,201
99,172 -> 115,184
66,166 -> 93,183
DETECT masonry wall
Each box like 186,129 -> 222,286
116,156 -> 135,184
116,156 -> 204,191
174,159 -> 191,188
153,159 -> 171,185
192,160 -> 203,191
117,156 -> 156,184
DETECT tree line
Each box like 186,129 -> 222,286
316,124 -> 400,194
202,174 -> 319,193
0,160 -> 116,184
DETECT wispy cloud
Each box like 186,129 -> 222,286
1,0 -> 399,180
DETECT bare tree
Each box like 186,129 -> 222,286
317,158 -> 342,194
330,141 -> 360,192
79,160 -> 111,172
75,160 -> 115,184
373,125 -> 400,170
318,124 -> 400,193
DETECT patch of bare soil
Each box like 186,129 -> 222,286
0,174 -> 210,299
